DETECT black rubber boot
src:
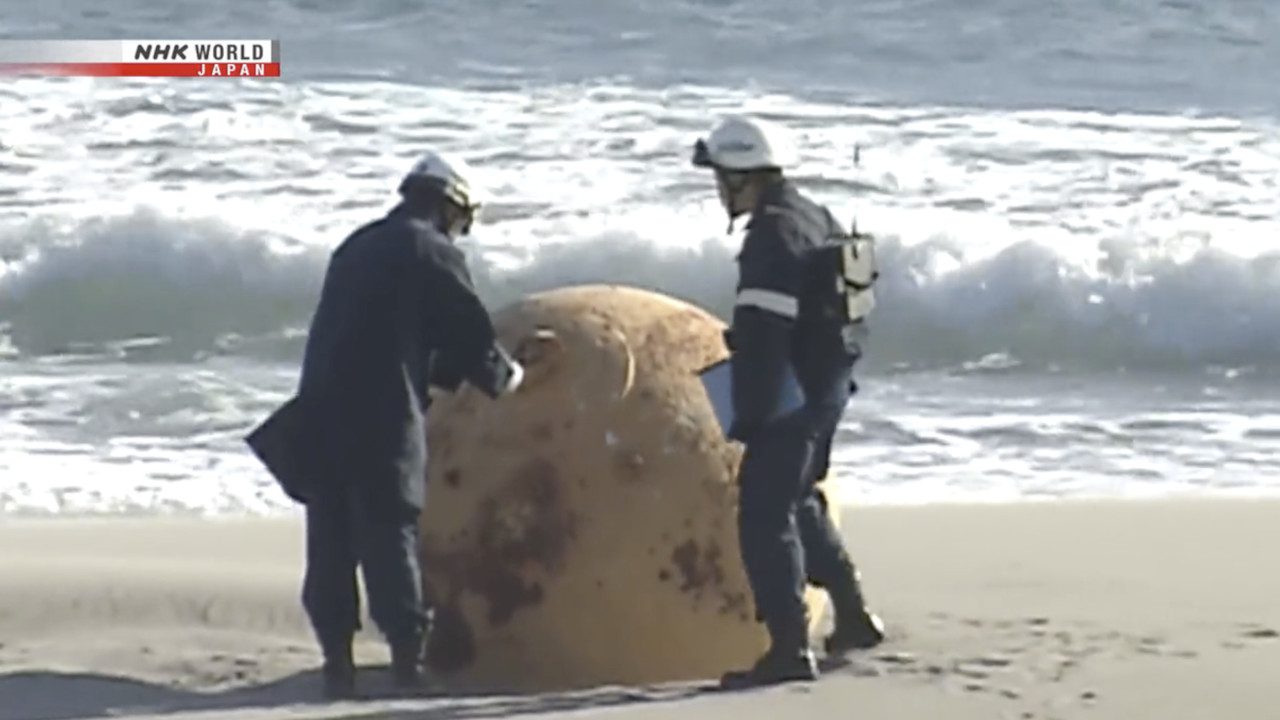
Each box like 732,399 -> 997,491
720,617 -> 818,690
823,565 -> 885,654
390,636 -> 430,692
720,645 -> 819,689
318,636 -> 357,700
825,609 -> 885,654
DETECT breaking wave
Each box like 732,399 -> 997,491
3,207 -> 1277,373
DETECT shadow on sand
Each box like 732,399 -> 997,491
0,663 -> 729,720
0,654 -> 861,720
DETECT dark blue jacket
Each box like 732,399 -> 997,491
729,178 -> 859,441
284,202 -> 514,509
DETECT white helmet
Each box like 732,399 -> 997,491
400,150 -> 484,210
692,115 -> 797,172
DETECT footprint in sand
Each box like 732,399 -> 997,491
1048,656 -> 1076,682
1241,626 -> 1278,641
1222,626 -> 1278,650
1133,636 -> 1168,655
1021,619 -> 1053,642
951,653 -> 1019,682
868,651 -> 921,677
875,651 -> 917,666
969,654 -> 1016,668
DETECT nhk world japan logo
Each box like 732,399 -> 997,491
0,40 -> 281,77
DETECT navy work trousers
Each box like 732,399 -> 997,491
736,359 -> 857,647
301,482 -> 428,656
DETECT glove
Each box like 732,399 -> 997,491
508,327 -> 559,393
501,359 -> 525,394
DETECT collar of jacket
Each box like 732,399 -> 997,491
388,200 -> 452,239
743,176 -> 797,229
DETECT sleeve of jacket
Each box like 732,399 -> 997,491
729,210 -> 804,440
425,243 -> 522,398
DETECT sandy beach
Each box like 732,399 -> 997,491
2,498 -> 1277,720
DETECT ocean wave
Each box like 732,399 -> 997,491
0,209 -> 325,361
2,207 -> 1277,372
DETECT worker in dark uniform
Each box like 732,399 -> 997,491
247,150 -> 523,700
691,115 -> 884,688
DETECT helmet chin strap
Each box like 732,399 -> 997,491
718,170 -> 751,234
726,204 -> 746,234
